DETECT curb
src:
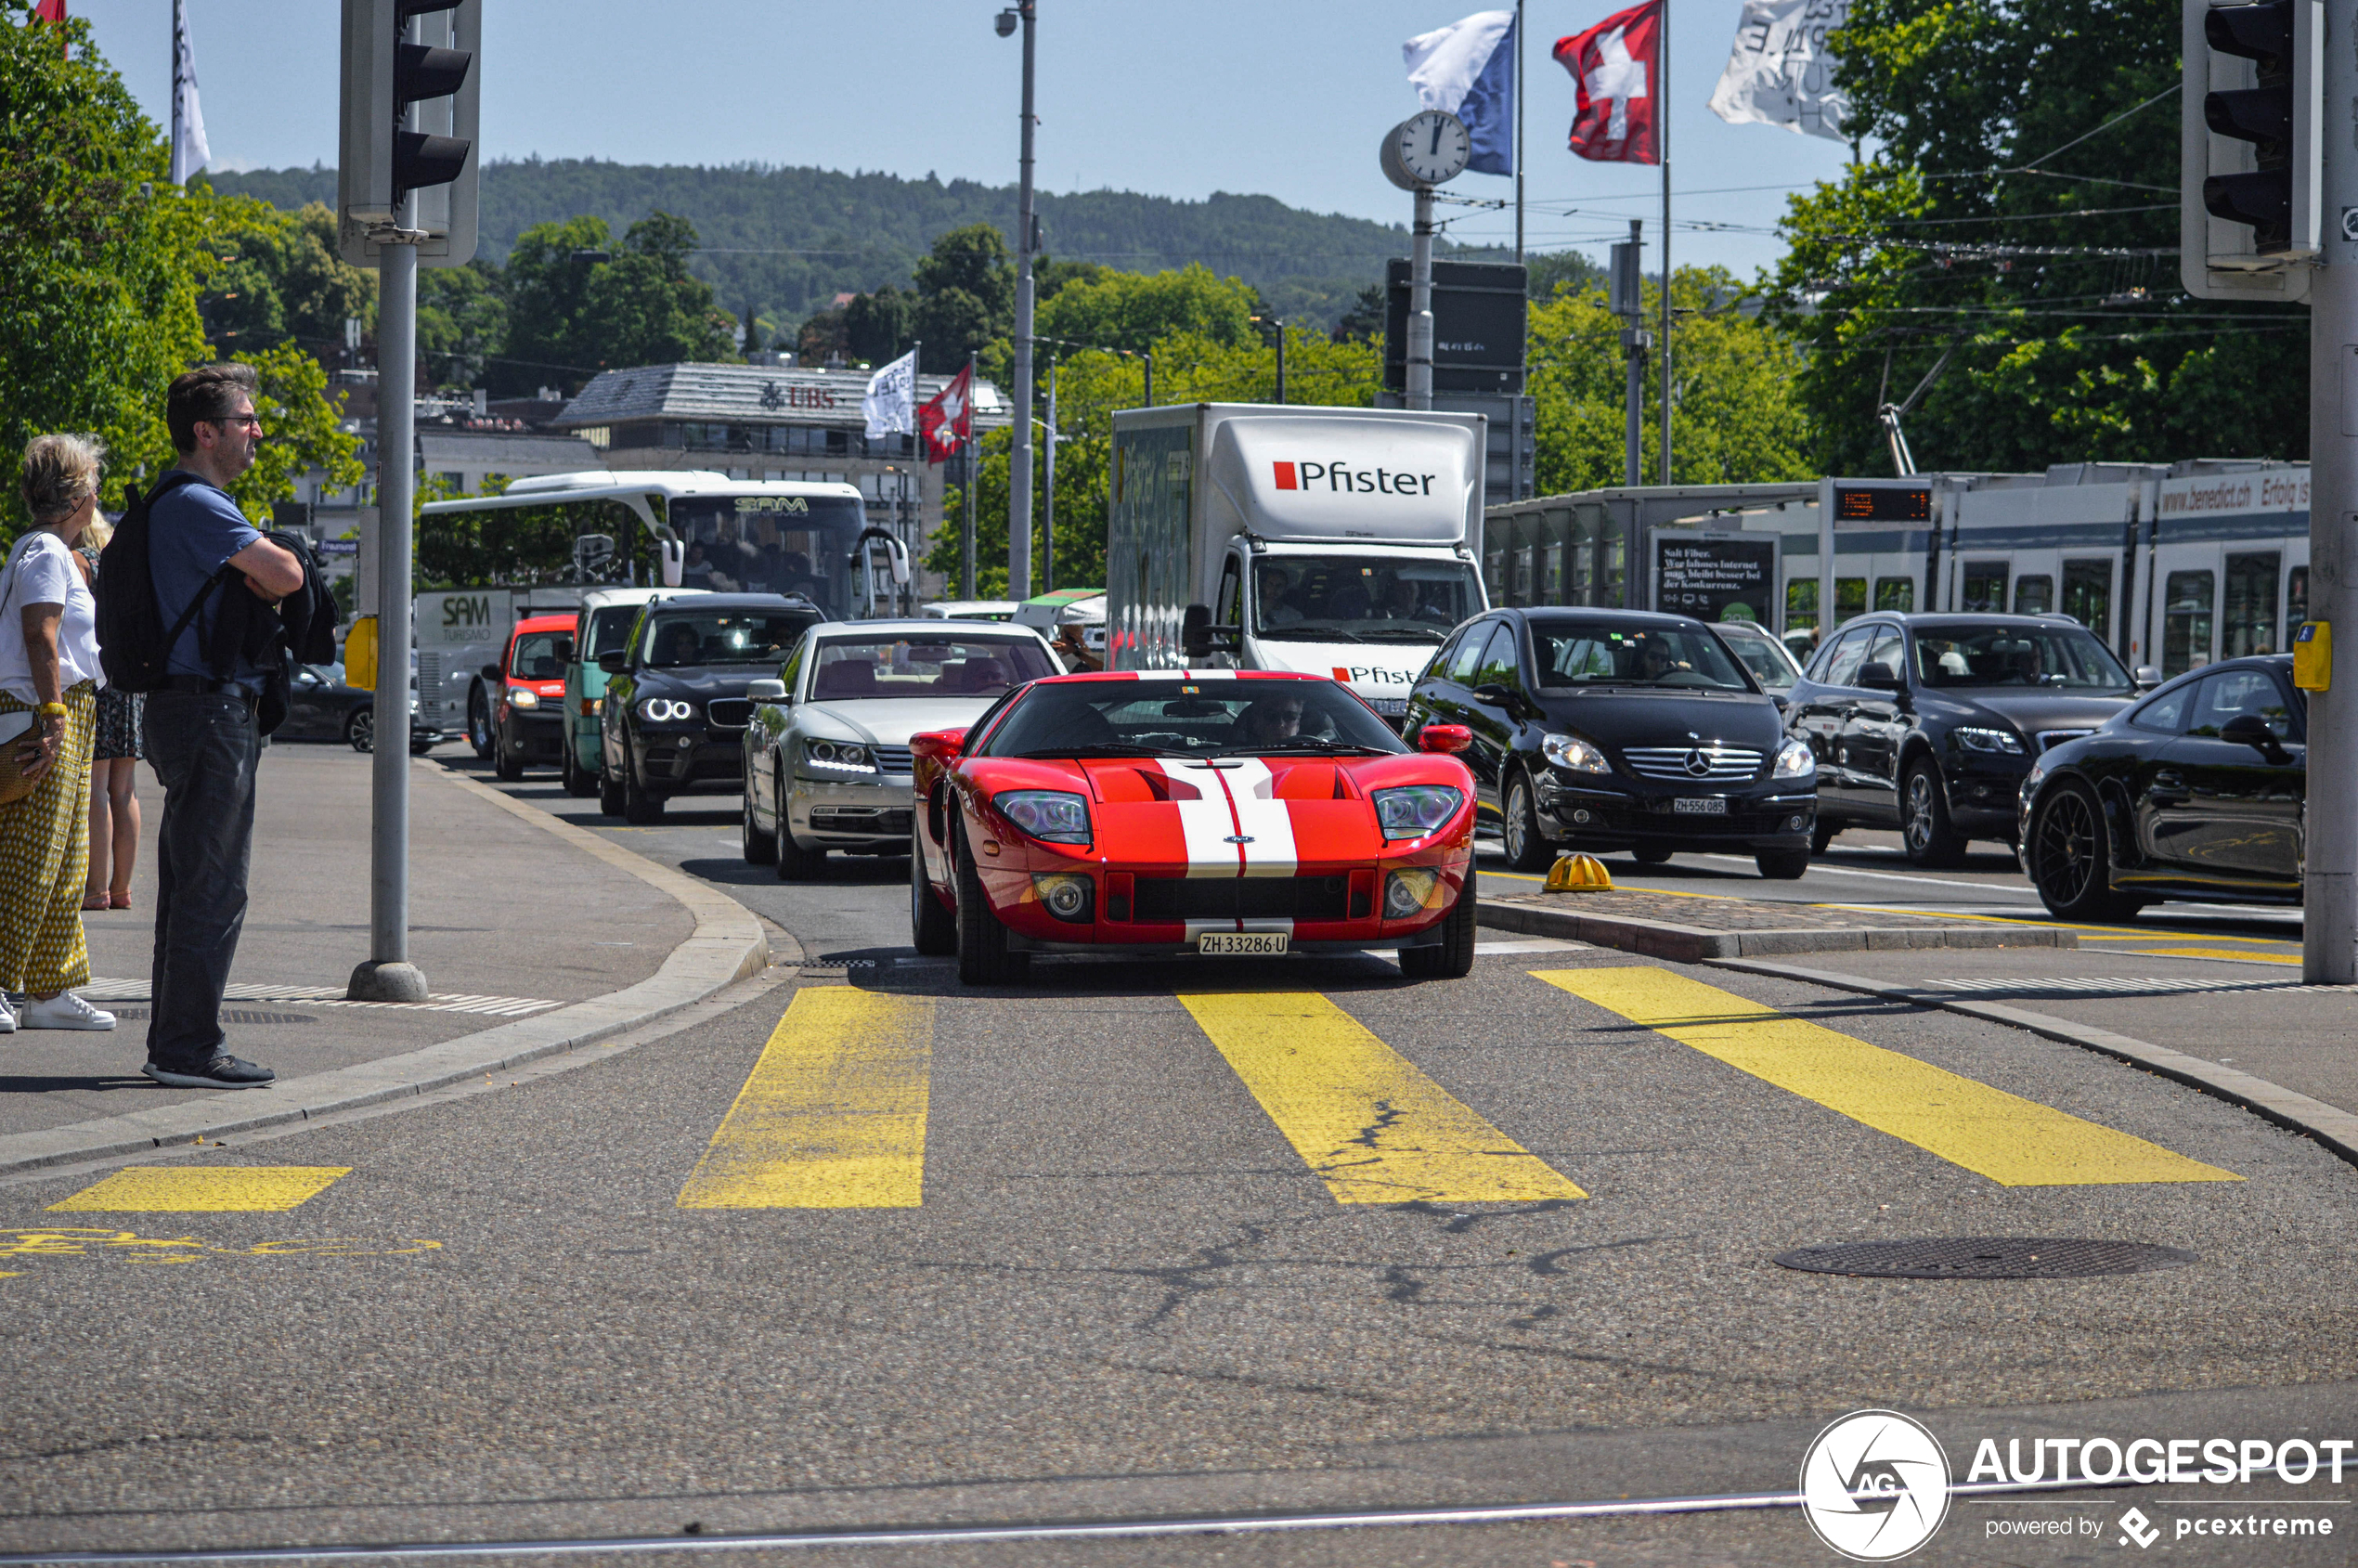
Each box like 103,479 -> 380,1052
1704,955 -> 2358,1172
1478,899 -> 2078,961
0,763 -> 771,1177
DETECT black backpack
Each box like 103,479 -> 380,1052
95,471 -> 227,693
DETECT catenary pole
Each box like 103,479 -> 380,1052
1657,0 -> 1671,486
1007,0 -> 1038,601
2307,31 -> 2358,984
962,351 -> 977,600
1514,0 -> 1525,262
1043,355 -> 1057,593
1623,219 -> 1644,487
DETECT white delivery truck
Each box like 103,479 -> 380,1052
1107,403 -> 1489,719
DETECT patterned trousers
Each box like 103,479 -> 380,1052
0,681 -> 95,995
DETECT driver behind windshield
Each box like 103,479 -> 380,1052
1257,566 -> 1303,627
1630,637 -> 1686,680
1235,693 -> 1307,749
660,623 -> 702,667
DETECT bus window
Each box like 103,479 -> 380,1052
2163,569 -> 2216,676
2223,551 -> 2281,656
1873,577 -> 1914,613
667,494 -> 864,616
1962,562 -> 2008,614
2062,560 -> 2111,640
2013,575 -> 2053,616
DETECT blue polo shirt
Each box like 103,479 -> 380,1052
149,473 -> 265,692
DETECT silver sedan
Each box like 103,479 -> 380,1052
741,619 -> 1064,878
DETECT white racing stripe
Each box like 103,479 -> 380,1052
1217,759 -> 1300,879
1162,760 -> 1249,878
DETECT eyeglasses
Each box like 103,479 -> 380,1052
209,414 -> 264,432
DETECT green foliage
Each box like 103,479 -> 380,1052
845,285 -> 913,365
419,259 -> 506,389
1036,263 -> 1260,355
220,340 -> 363,524
195,197 -> 377,364
1331,283 -> 1385,345
496,211 -> 734,393
1767,0 -> 2303,473
912,224 -> 1014,370
1526,250 -> 1606,302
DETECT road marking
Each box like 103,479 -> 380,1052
676,990 -> 932,1210
1180,992 -> 1586,1204
2128,947 -> 2302,965
45,1168 -> 352,1212
1532,968 -> 2239,1187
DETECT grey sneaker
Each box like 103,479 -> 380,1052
143,1056 -> 276,1090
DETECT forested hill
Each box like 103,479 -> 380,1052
211,160 -> 1460,330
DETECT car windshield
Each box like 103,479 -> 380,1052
1252,557 -> 1482,642
511,631 -> 571,680
1530,622 -> 1754,691
977,680 -> 1409,758
807,637 -> 1059,701
585,605 -> 643,660
643,610 -> 818,667
1712,622 -> 1798,691
1913,624 -> 2132,691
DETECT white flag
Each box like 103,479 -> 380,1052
1707,0 -> 1851,142
169,0 -> 211,184
862,349 -> 918,441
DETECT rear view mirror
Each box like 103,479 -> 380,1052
910,729 -> 967,763
597,651 -> 628,675
1180,602 -> 1238,660
2133,666 -> 2163,691
2219,712 -> 2291,761
1419,723 -> 1473,754
745,679 -> 787,702
660,538 -> 685,589
1856,662 -> 1901,690
480,663 -> 502,683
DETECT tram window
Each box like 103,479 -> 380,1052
2289,565 -> 2309,627
1787,578 -> 1819,633
1873,577 -> 1914,613
1835,577 -> 1867,622
2062,560 -> 2111,639
2162,569 -> 2216,676
2224,551 -> 2281,656
1962,562 -> 2008,614
2014,575 -> 2054,616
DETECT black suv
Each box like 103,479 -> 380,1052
1785,613 -> 2141,865
1403,607 -> 1819,878
598,594 -> 826,823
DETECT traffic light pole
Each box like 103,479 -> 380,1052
2306,40 -> 2358,984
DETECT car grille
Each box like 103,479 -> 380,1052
704,698 -> 754,729
1620,745 -> 1765,782
2035,729 -> 2092,752
873,744 -> 914,775
1132,875 -> 1351,923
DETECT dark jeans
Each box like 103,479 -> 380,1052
142,692 -> 260,1069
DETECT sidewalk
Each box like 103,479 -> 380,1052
2,738 -> 694,1143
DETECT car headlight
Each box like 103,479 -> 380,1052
1954,726 -> 2026,756
1371,784 -> 1465,840
508,689 -> 539,709
1541,732 -> 1611,773
1384,866 -> 1443,918
637,696 -> 696,723
1031,872 -> 1095,922
1772,737 -> 1815,778
993,789 -> 1092,843
805,739 -> 876,773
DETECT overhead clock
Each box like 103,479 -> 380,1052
1381,110 -> 1471,190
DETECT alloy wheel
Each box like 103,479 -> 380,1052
2037,790 -> 2099,907
1503,783 -> 1527,861
1903,772 -> 1935,855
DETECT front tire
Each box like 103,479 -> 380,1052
775,769 -> 825,879
1499,771 -> 1553,874
1399,871 -> 1477,979
953,823 -> 1027,985
1756,848 -> 1810,880
1900,757 -> 1969,868
345,707 -> 373,754
742,771 -> 776,863
562,745 -> 598,798
620,741 -> 665,824
597,742 -> 625,816
1631,842 -> 1673,865
493,725 -> 524,781
911,824 -> 957,955
468,683 -> 495,759
2028,779 -> 2145,923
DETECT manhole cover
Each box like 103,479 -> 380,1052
107,1007 -> 316,1026
1774,1238 -> 2197,1279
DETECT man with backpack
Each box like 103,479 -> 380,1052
130,366 -> 305,1090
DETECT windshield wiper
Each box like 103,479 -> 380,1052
1352,626 -> 1445,641
1219,738 -> 1391,756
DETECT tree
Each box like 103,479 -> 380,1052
496,214 -> 610,394
495,210 -> 732,393
844,285 -> 913,365
912,223 -> 1013,371
1331,282 -> 1385,345
1035,263 -> 1259,355
220,340 -> 363,524
417,258 -> 506,390
1766,0 -> 2303,474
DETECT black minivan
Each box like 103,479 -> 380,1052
1403,608 -> 1819,878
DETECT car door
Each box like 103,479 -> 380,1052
285,664 -> 341,738
1839,625 -> 1908,823
1460,620 -> 1522,818
2152,667 -> 2306,888
1794,627 -> 1872,812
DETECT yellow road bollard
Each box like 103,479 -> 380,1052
1545,852 -> 1613,891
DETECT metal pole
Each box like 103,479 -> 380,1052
1274,322 -> 1286,405
1142,350 -> 1153,408
2306,38 -> 2358,984
1042,356 -> 1056,593
1657,0 -> 1672,486
961,350 -> 977,600
1407,186 -> 1435,411
1620,218 -> 1644,487
1514,0 -> 1525,263
1007,0 -> 1038,602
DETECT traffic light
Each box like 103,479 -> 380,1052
337,0 -> 479,268
2180,0 -> 2317,301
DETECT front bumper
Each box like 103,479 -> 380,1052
1945,755 -> 2035,836
1534,768 -> 1815,849
500,709 -> 569,760
789,771 -> 918,847
972,849 -> 1470,952
636,726 -> 745,792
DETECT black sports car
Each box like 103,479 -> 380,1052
1783,613 -> 2141,865
1403,607 -> 1818,878
281,661 -> 443,754
2019,654 -> 2304,921
597,593 -> 826,823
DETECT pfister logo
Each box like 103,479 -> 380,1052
1273,460 -> 1438,497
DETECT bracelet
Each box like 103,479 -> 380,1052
34,703 -> 66,719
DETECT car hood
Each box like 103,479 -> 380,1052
1531,689 -> 1787,754
1917,689 -> 2132,737
632,667 -> 774,700
797,696 -> 1001,746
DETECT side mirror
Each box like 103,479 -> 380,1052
1181,603 -> 1211,660
2133,666 -> 2163,691
2219,712 -> 2291,761
910,728 -> 968,763
1856,662 -> 1901,690
597,651 -> 628,675
660,538 -> 685,589
745,679 -> 787,702
480,663 -> 503,683
1419,723 -> 1473,754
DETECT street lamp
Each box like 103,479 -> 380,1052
1251,314 -> 1286,405
997,1 -> 1038,601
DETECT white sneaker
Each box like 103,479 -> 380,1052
0,997 -> 15,1033
20,992 -> 115,1030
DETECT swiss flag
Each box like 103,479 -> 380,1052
918,362 -> 973,464
1555,1 -> 1661,165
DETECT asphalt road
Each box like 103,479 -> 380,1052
0,762 -> 2347,1567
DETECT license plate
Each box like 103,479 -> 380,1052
1198,932 -> 1289,956
1672,796 -> 1729,815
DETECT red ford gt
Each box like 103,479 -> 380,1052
908,670 -> 1480,984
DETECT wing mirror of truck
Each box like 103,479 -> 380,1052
1419,724 -> 1473,754
1180,603 -> 1240,661
2219,712 -> 2292,762
910,728 -> 967,763
597,651 -> 628,675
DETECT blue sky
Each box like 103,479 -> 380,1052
73,0 -> 1855,283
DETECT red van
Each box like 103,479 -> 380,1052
486,613 -> 577,780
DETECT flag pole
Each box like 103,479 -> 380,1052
1657,0 -> 1672,486
169,0 -> 182,184
1514,0 -> 1525,262
962,352 -> 978,600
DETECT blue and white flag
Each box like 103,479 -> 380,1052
862,348 -> 918,441
1404,11 -> 1516,175
169,0 -> 210,185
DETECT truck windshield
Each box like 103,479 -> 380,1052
1252,558 -> 1480,642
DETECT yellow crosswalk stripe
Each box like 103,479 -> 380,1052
677,990 -> 933,1209
1533,967 -> 2239,1188
1181,992 -> 1586,1204
46,1167 -> 350,1212
2129,947 -> 2301,965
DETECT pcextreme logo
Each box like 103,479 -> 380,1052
1800,1410 -> 1951,1562
1272,460 -> 1437,496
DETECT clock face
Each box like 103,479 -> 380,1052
1395,110 -> 1471,186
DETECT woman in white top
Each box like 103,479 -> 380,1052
0,434 -> 119,1034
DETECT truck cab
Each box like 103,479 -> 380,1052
1205,541 -> 1484,719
